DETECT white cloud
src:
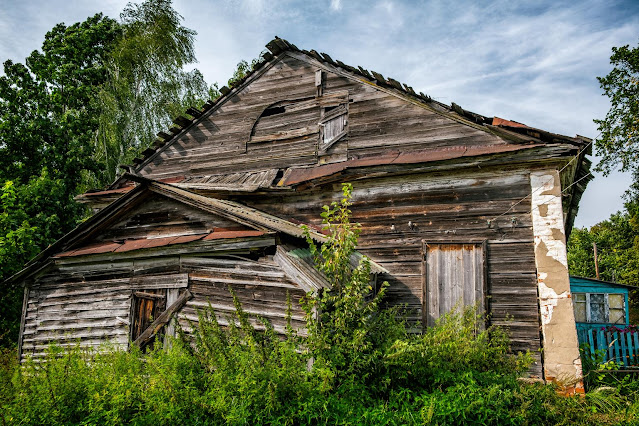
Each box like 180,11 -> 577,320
1,0 -> 637,227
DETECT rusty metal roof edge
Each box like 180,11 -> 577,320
54,230 -> 273,259
280,143 -> 548,187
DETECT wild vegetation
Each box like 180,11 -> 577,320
568,196 -> 639,287
568,41 -> 639,308
0,184 -> 637,425
1,0 -> 639,421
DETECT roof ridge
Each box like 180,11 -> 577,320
109,36 -> 588,190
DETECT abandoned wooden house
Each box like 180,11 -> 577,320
9,37 -> 592,387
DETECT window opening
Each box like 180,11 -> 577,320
131,289 -> 166,351
261,106 -> 286,117
572,292 -> 626,324
319,103 -> 348,152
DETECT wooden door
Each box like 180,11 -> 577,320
131,290 -> 166,350
422,242 -> 486,327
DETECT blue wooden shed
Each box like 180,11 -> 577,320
570,276 -> 638,365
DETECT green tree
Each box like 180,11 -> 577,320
568,202 -> 639,286
96,0 -> 210,184
0,1 -> 213,347
595,43 -> 639,176
301,183 -> 397,385
0,14 -> 121,346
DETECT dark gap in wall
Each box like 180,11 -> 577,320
261,106 -> 286,117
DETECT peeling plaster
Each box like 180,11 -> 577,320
538,280 -> 568,325
530,170 -> 583,385
538,204 -> 549,217
574,356 -> 583,379
531,173 -> 568,270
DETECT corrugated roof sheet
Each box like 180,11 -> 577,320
280,143 -> 542,186
175,169 -> 280,191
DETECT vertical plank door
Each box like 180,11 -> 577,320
423,242 -> 486,327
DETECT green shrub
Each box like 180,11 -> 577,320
2,183 -> 637,424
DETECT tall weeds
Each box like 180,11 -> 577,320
1,183 -> 633,424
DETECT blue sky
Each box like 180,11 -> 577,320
1,0 -> 638,227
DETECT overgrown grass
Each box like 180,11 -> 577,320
0,305 -> 635,425
2,184 -> 638,424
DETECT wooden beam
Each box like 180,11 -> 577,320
134,291 -> 167,300
133,289 -> 193,349
17,286 -> 29,361
249,126 -> 317,143
274,245 -> 329,293
121,175 -> 327,243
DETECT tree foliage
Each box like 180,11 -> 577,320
0,15 -> 121,346
595,43 -> 639,176
0,1 -> 212,347
301,183 -> 397,383
567,205 -> 639,284
96,0 -> 210,184
3,184 -> 604,425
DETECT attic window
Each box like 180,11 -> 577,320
261,106 -> 286,117
319,103 -> 348,152
249,98 -> 319,144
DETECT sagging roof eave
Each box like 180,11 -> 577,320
280,143 -> 582,188
7,174 -> 331,286
124,173 -> 328,244
562,149 -> 593,239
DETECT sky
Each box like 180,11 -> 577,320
0,0 -> 638,228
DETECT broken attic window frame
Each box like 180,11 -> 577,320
248,98 -> 318,143
318,103 -> 348,153
261,105 -> 286,117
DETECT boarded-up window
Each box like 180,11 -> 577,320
131,290 -> 166,351
319,104 -> 348,152
422,242 -> 486,327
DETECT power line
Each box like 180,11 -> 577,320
487,137 -> 595,227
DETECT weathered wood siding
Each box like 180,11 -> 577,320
138,54 -> 509,180
21,241 -> 308,361
424,242 -> 485,327
21,257 -> 184,360
177,256 -> 308,336
238,167 -> 543,375
21,52 -> 553,378
96,193 -> 248,242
